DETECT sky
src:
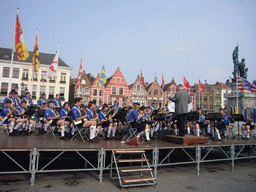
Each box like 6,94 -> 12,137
0,0 -> 256,86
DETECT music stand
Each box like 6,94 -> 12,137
232,114 -> 244,140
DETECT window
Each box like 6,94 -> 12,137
22,69 -> 29,80
122,97 -> 127,105
115,97 -> 119,105
49,86 -> 55,99
207,89 -> 210,93
12,68 -> 19,78
210,96 -> 213,102
133,91 -> 137,96
171,85 -> 176,93
49,75 -> 56,82
99,89 -> 104,96
149,92 -> 151,96
92,97 -> 97,105
96,82 -> 101,87
148,99 -> 152,106
11,83 -> 18,92
99,97 -> 104,103
40,86 -> 46,97
112,87 -> 117,95
204,96 -> 207,102
210,105 -> 213,110
60,73 -> 66,82
84,88 -> 89,95
119,87 -> 124,95
84,97 -> 89,105
60,87 -> 65,100
203,104 -> 207,110
215,96 -> 220,103
140,92 -> 144,96
33,70 -> 38,80
108,96 -> 113,105
154,89 -> 158,96
196,96 -> 200,102
137,84 -> 140,91
1,83 -> 8,95
41,71 -> 46,81
93,89 -> 97,96
196,104 -> 200,109
116,78 -> 121,83
32,85 -> 37,99
2,67 -> 10,77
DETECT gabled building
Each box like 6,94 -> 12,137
145,76 -> 164,108
128,75 -> 147,106
104,67 -> 130,106
0,47 -> 72,103
90,73 -> 105,105
70,71 -> 95,106
163,78 -> 195,111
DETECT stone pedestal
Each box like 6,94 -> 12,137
227,83 -> 256,114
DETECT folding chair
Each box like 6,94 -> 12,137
121,121 -> 137,143
43,121 -> 58,139
70,124 -> 89,142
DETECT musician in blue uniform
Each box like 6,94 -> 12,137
112,101 -> 119,110
128,103 -> 150,142
44,101 -> 67,139
71,98 -> 98,142
4,92 -> 14,107
2,100 -> 16,135
23,92 -> 33,107
15,101 -> 35,133
37,93 -> 49,109
13,92 -> 20,107
99,104 -> 117,139
53,94 -> 62,108
86,102 -> 102,139
60,102 -> 71,135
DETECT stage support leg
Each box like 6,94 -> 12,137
98,148 -> 105,182
153,147 -> 159,178
196,145 -> 201,176
30,148 -> 38,185
231,144 -> 235,172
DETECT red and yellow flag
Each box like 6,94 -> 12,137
33,31 -> 40,72
15,13 -> 29,61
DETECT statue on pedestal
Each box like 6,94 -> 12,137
232,46 -> 248,83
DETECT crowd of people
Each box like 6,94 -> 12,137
0,89 -> 255,142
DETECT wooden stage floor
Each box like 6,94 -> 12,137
0,130 -> 255,150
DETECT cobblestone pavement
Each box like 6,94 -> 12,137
0,160 -> 256,192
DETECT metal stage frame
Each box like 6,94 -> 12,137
1,136 -> 256,186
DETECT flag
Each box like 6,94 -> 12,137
98,61 -> 106,87
183,77 -> 190,90
33,30 -> 40,72
237,76 -> 251,91
44,51 -> 59,81
162,74 -> 164,89
250,83 -> 256,92
76,57 -> 83,89
14,13 -> 29,61
140,70 -> 145,85
199,79 -> 204,92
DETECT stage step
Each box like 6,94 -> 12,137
115,150 -> 145,154
122,176 -> 156,183
110,149 -> 156,189
117,158 -> 149,163
119,167 -> 152,173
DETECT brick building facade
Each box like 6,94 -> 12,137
128,75 -> 147,106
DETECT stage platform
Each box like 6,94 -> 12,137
0,131 -> 255,150
0,130 -> 256,187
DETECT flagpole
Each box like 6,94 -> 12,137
8,8 -> 19,94
198,79 -> 200,109
236,72 -> 239,114
78,52 -> 82,97
54,42 -> 60,97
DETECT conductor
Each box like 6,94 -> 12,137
169,84 -> 190,136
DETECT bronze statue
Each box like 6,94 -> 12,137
232,46 -> 248,82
